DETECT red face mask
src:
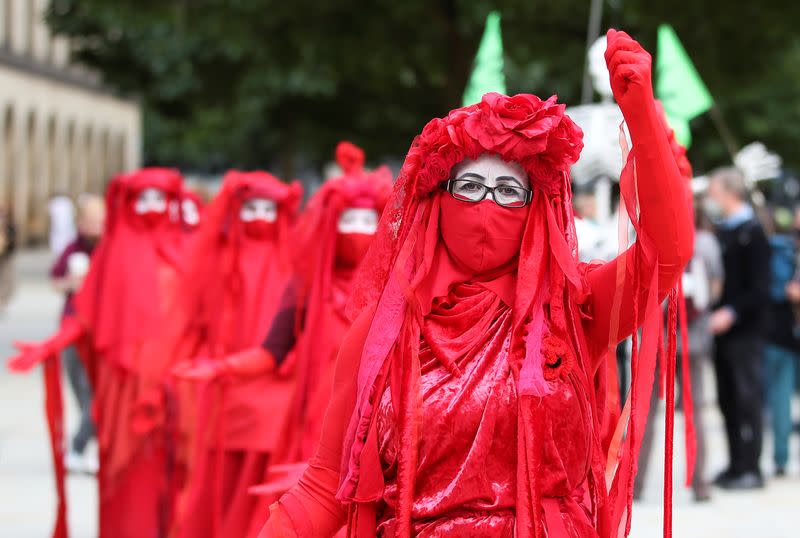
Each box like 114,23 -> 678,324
439,195 -> 529,274
335,232 -> 374,269
242,219 -> 276,240
136,210 -> 168,229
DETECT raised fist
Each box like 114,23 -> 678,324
7,341 -> 54,373
605,29 -> 654,112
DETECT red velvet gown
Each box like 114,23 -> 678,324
375,282 -> 597,537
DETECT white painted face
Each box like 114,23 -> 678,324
134,188 -> 168,214
452,154 -> 529,190
240,197 -> 277,223
182,199 -> 200,226
337,208 -> 379,235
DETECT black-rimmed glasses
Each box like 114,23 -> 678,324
443,179 -> 532,208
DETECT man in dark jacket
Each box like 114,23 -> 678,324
705,167 -> 771,489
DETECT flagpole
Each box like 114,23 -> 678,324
707,105 -> 739,160
580,0 -> 605,104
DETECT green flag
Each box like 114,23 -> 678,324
656,24 -> 713,147
462,11 -> 506,106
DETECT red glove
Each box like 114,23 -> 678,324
6,316 -> 83,373
605,29 -> 656,136
172,347 -> 275,382
7,341 -> 56,373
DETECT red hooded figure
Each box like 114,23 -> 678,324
259,31 -> 694,538
186,143 -> 392,535
8,168 -> 186,538
179,187 -> 205,234
167,170 -> 302,538
279,142 -> 393,464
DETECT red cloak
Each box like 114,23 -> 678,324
168,170 -> 302,538
73,167 -> 186,538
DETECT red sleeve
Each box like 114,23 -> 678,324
260,310 -> 373,538
582,91 -> 694,365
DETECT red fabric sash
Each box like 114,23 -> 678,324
43,355 -> 68,538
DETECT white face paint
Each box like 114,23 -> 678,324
182,199 -> 200,226
240,197 -> 277,223
337,208 -> 379,235
134,188 -> 168,214
451,153 -> 530,201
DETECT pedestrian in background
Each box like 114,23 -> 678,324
50,194 -> 105,473
0,205 -> 16,314
705,167 -> 771,490
764,206 -> 798,477
635,207 -> 724,502
48,192 -> 76,257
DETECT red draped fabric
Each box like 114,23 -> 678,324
279,145 -> 393,465
260,31 -> 694,538
246,145 -> 392,530
72,168 -> 185,538
167,170 -> 302,538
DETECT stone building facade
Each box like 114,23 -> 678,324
0,0 -> 141,242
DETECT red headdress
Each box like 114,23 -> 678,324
181,170 -> 302,355
292,142 -> 393,300
74,168 -> 184,374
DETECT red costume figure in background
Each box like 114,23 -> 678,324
179,187 -> 205,234
167,170 -> 302,538
214,142 -> 392,534
260,31 -> 693,538
278,143 -> 392,464
8,168 -> 186,538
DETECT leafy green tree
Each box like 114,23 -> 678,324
47,0 -> 800,176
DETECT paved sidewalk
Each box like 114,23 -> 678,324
0,250 -> 798,537
0,250 -> 97,538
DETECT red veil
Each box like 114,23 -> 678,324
175,170 -> 301,359
284,142 -> 393,462
330,88 -> 693,537
166,171 -> 302,537
72,168 -> 186,537
75,168 -> 185,377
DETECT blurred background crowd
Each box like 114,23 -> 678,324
1,1 -> 799,536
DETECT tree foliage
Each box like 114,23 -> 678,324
47,0 -> 800,176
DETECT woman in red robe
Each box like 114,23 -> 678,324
8,168 -> 186,538
259,31 -> 694,538
275,143 -> 393,464
174,143 -> 392,535
166,170 -> 302,538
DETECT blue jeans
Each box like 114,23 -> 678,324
765,344 -> 797,468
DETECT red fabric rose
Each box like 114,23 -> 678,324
541,332 -> 575,381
